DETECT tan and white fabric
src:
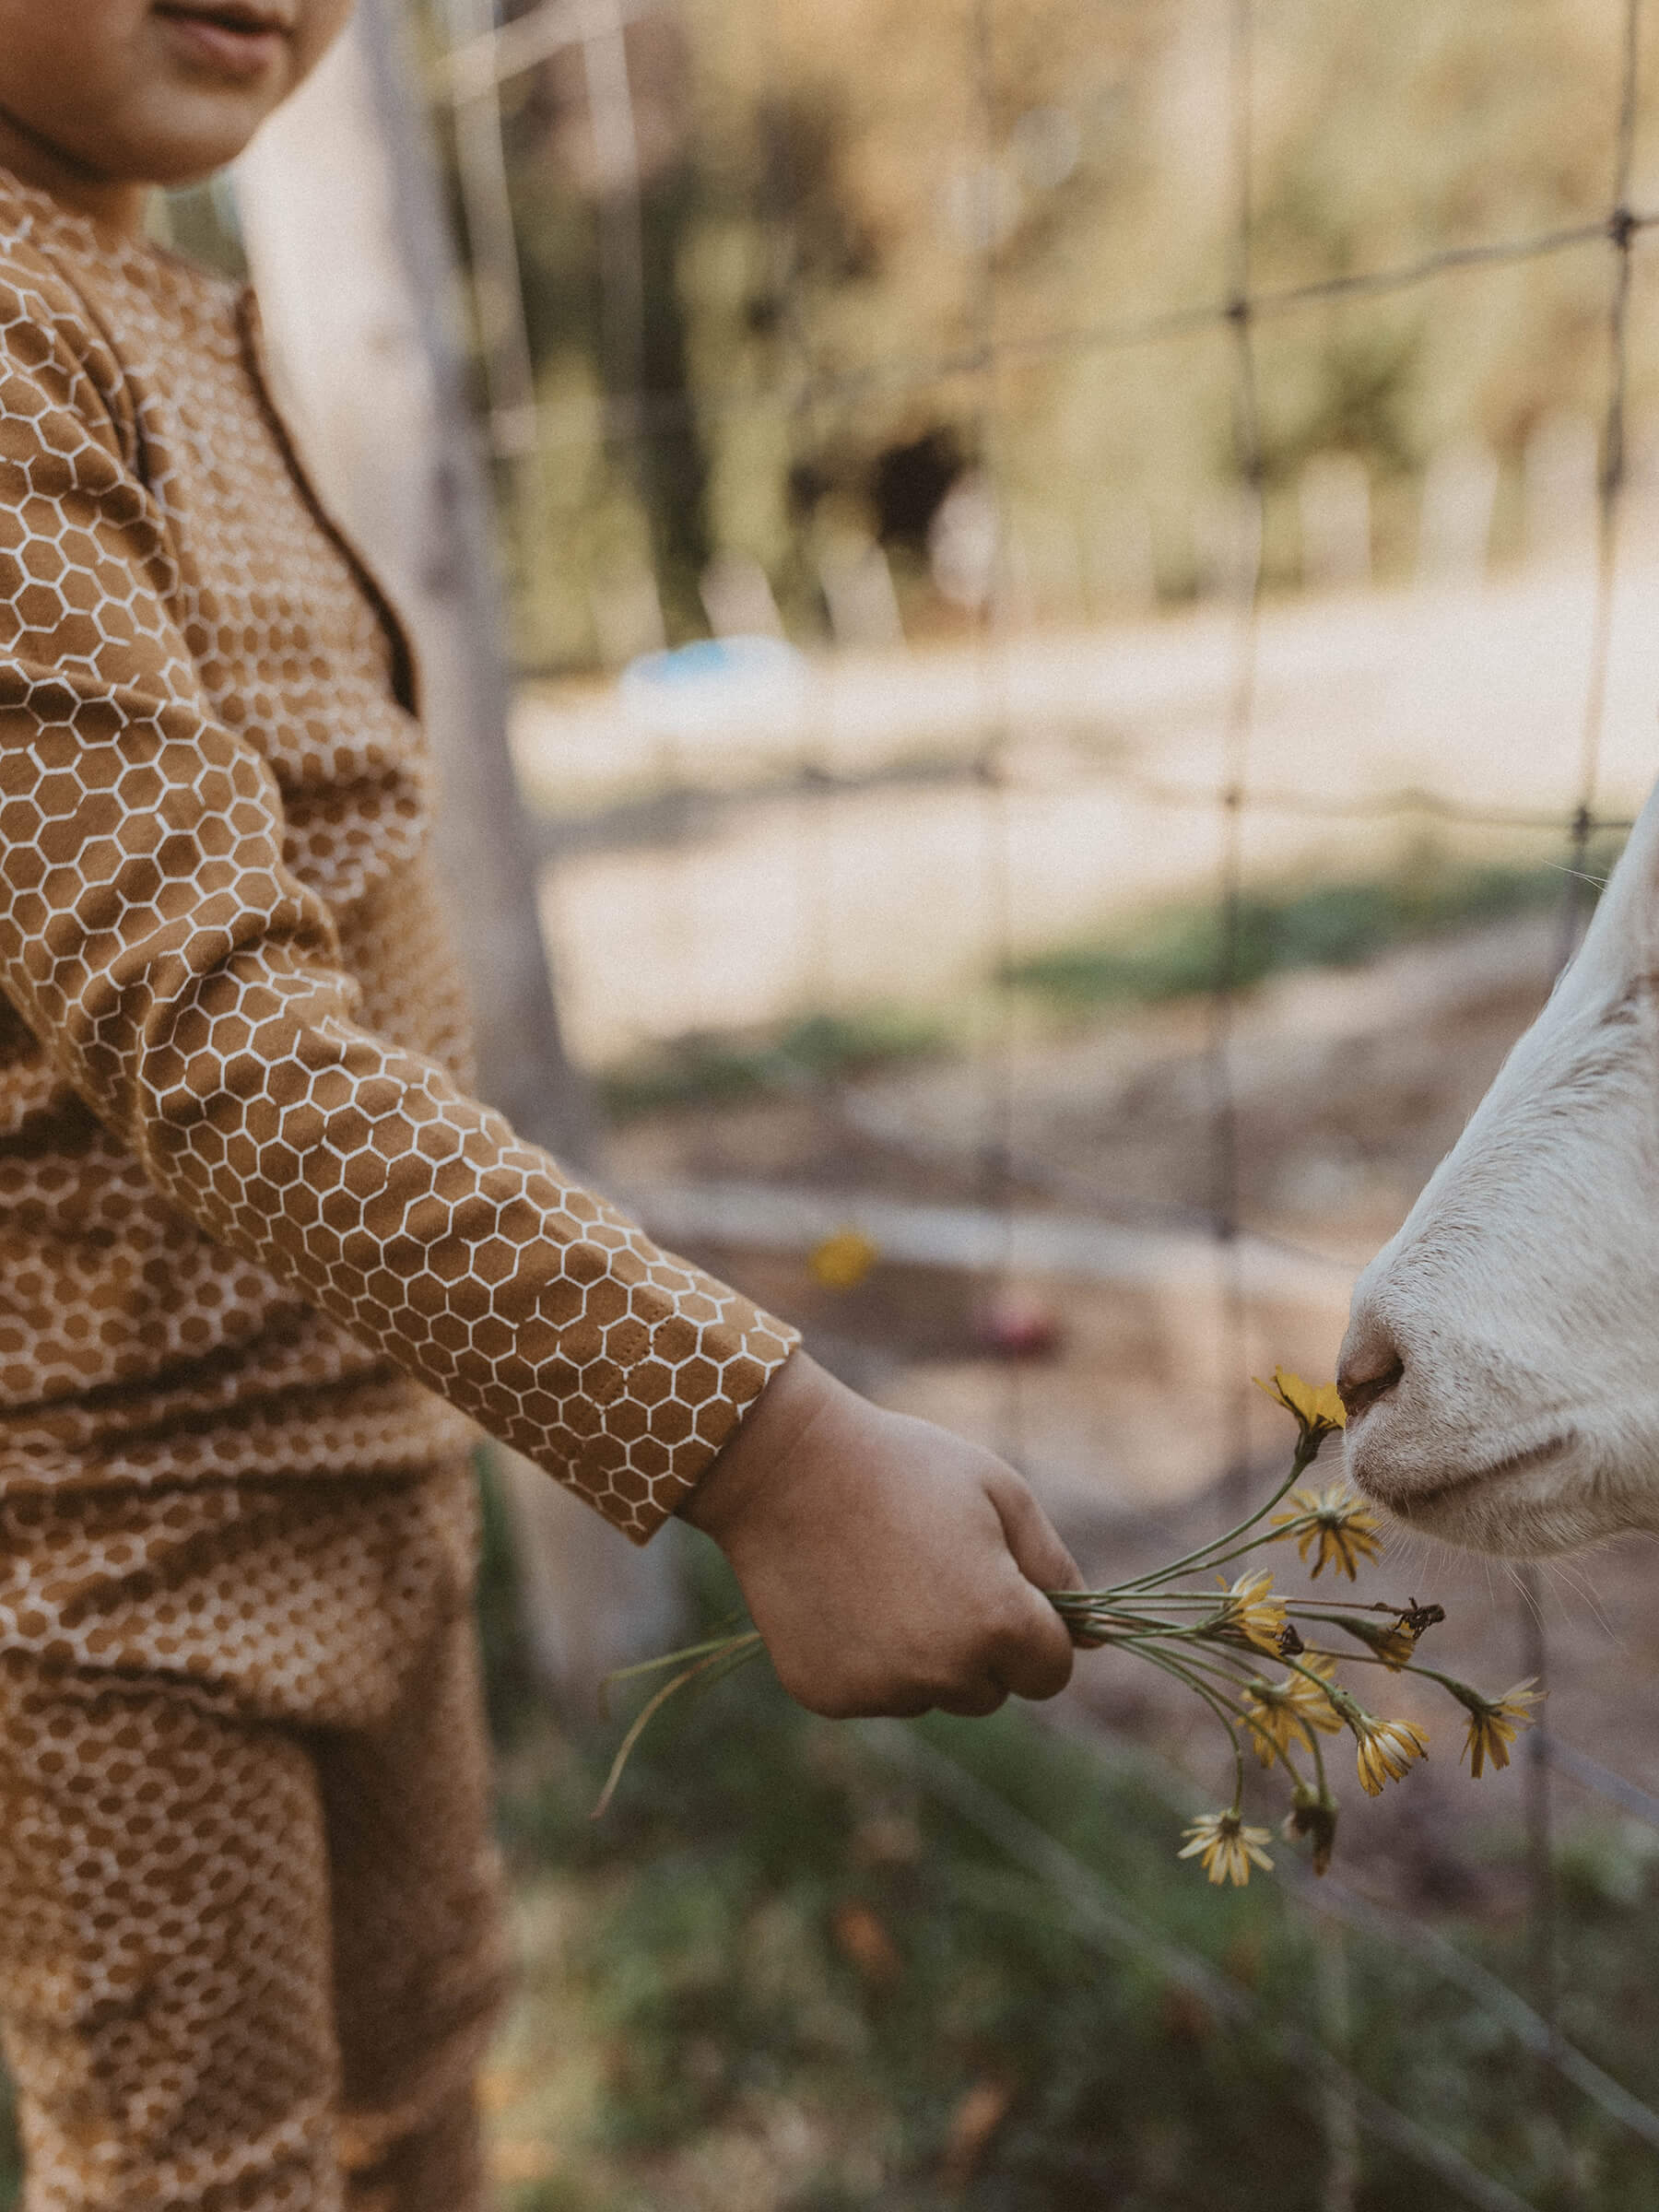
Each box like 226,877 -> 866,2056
0,168 -> 796,1539
0,166 -> 798,2209
0,1460 -> 504,2212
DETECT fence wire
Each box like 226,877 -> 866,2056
424,0 -> 1659,2196
1516,0 -> 1642,2114
1209,0 -> 1263,1506
865,1719 -> 1546,2212
433,4 -> 1659,453
454,206 -> 1659,453
1038,1707 -> 1659,2164
971,4 -> 1021,1471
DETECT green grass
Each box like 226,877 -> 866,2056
1001,848 -> 1598,1012
595,843 -> 1619,1121
4,1508 -> 1658,2209
488,1559 -> 1659,2212
597,1007 -> 950,1121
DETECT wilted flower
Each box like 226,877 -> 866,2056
1330,1611 -> 1418,1669
1460,1678 -> 1543,1779
1179,1808 -> 1275,1888
1214,1569 -> 1288,1654
1283,1781 -> 1339,1876
1342,1705 -> 1430,1796
1243,1658 -> 1344,1764
1270,1484 -> 1383,1581
1253,1368 -> 1346,1443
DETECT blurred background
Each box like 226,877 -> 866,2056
13,2 -> 1659,2206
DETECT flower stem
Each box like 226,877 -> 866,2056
1112,1437 -> 1324,1593
1135,1643 -> 1252,1803
592,1632 -> 764,1818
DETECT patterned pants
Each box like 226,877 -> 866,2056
0,1458 -> 510,2212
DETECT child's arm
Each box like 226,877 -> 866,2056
0,269 -> 790,1541
0,269 -> 1084,1717
682,1350 -> 1080,1715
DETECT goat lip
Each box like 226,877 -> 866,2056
1369,1430 -> 1577,1519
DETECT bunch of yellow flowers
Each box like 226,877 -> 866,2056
1049,1370 -> 1536,1886
598,1367 -> 1539,1883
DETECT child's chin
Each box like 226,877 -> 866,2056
121,99 -> 286,187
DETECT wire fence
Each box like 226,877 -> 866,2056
420,0 -> 1659,2200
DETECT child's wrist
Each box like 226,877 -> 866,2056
677,1347 -> 839,1547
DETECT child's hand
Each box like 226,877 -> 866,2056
679,1352 -> 1084,1718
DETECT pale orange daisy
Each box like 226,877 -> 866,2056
1178,1808 -> 1275,1887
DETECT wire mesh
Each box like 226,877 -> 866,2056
425,0 -> 1659,2197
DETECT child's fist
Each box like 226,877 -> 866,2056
680,1353 -> 1083,1719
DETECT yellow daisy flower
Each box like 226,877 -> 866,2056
1269,1484 -> 1383,1582
1178,1808 -> 1275,1887
1243,1658 -> 1344,1764
1214,1569 -> 1288,1655
1253,1368 -> 1347,1441
1349,1712 -> 1430,1796
1462,1679 -> 1543,1779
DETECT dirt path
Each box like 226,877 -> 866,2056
519,552 -> 1659,1063
606,912 -> 1561,1516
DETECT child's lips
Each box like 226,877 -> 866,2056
152,4 -> 290,80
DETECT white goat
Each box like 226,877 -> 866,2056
1340,781 -> 1659,1557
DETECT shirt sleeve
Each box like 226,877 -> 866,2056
0,266 -> 797,1543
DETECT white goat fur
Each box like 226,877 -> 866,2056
1342,776 -> 1659,1557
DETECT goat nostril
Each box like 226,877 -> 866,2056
1336,1348 -> 1405,1420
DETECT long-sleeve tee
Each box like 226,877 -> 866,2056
0,169 -> 796,1541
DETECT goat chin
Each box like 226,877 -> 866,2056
1347,1418 -> 1659,1559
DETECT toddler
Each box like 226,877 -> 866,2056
0,5 -> 1083,2207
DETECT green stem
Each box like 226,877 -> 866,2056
1072,1590 -> 1406,1617
1308,1720 -> 1329,1797
1293,1644 -> 1477,1698
1281,1651 -> 1347,1702
1134,1639 -> 1253,1735
1162,1530 -> 1300,1582
1142,1645 -> 1251,1808
603,1627 -> 759,1690
1283,1598 -> 1422,1617
1110,1435 -> 1324,1594
1051,1602 -> 1198,1637
591,1634 -> 764,1818
1149,1641 -> 1265,1700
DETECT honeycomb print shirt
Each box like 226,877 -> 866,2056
0,171 -> 797,1542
